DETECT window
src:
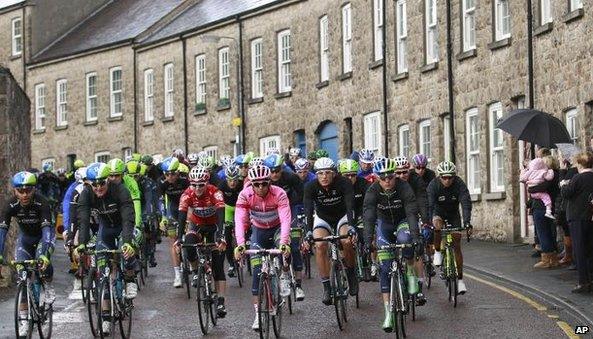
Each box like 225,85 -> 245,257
418,120 -> 432,161
56,79 -> 67,127
35,84 -> 46,130
110,67 -> 123,117
462,0 -> 476,51
250,40 -> 263,99
86,73 -> 97,121
196,55 -> 206,104
396,0 -> 408,73
95,151 -> 111,163
466,108 -> 480,194
219,47 -> 230,100
425,0 -> 438,64
565,108 -> 578,144
495,0 -> 511,41
11,17 -> 22,56
319,16 -> 330,82
364,112 -> 382,155
373,0 -> 383,61
570,0 -> 583,11
295,130 -> 307,156
540,0 -> 552,25
342,4 -> 352,73
41,158 -> 55,170
203,146 -> 218,160
443,115 -> 451,161
277,30 -> 292,93
144,69 -> 154,121
164,63 -> 174,117
123,147 -> 133,161
398,124 -> 410,157
260,135 -> 281,156
489,102 -> 504,192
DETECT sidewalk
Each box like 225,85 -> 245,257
464,240 -> 593,326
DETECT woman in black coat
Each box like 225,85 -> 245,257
560,151 -> 593,293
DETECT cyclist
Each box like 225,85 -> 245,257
178,166 -> 228,317
107,158 -> 142,228
217,165 -> 244,277
412,154 -> 436,185
159,156 -> 190,287
187,153 -> 200,168
75,162 -> 137,335
358,149 -> 376,183
303,157 -> 358,305
363,158 -> 423,332
173,148 -> 190,167
62,167 -> 88,275
294,158 -> 316,185
37,163 -> 61,220
198,155 -> 222,187
178,163 -> 190,180
233,165 -> 291,331
287,147 -> 302,171
306,151 -> 319,171
141,155 -> 162,182
235,153 -> 254,180
427,161 -> 472,294
216,155 -> 234,181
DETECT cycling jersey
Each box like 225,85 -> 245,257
159,177 -> 190,220
37,172 -> 61,203
299,172 -> 317,185
363,180 -> 419,243
122,174 -> 142,227
303,176 -> 355,232
235,185 -> 291,246
426,176 -> 472,226
351,177 -> 370,221
419,168 -> 436,186
178,185 -> 225,237
217,179 -> 243,206
138,175 -> 159,219
62,181 -> 79,234
407,172 -> 429,222
271,171 -> 304,208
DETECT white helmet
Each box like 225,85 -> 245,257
314,157 -> 335,171
294,158 -> 310,171
289,148 -> 302,157
266,147 -> 280,156
248,165 -> 271,181
188,166 -> 210,183
250,157 -> 264,168
187,153 -> 199,165
75,167 -> 87,182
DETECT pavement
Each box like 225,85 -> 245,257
0,238 -> 583,338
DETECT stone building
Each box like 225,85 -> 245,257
1,0 -> 590,243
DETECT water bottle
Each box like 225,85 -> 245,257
406,266 -> 419,295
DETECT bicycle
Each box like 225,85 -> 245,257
244,248 -> 285,339
10,259 -> 53,339
143,213 -> 159,268
226,222 -> 244,288
94,249 -> 134,339
420,225 -> 436,290
182,242 -> 219,335
311,234 -> 351,331
439,222 -> 472,308
78,243 -> 100,337
294,214 -> 311,280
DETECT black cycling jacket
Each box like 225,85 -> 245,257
0,193 -> 52,237
271,171 -> 304,207
159,177 -> 190,204
426,176 -> 472,226
77,182 -> 135,245
303,175 -> 355,232
408,171 -> 429,222
363,180 -> 419,243
352,177 -> 370,221
217,179 -> 244,207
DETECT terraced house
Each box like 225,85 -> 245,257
0,0 -> 591,242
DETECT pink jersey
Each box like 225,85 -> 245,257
234,185 -> 292,246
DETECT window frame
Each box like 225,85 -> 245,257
494,0 -> 511,41
250,39 -> 263,99
418,119 -> 432,162
195,54 -> 207,104
565,108 -> 578,144
56,79 -> 67,127
86,72 -> 98,122
425,0 -> 438,64
364,111 -> 383,155
277,30 -> 292,93
540,0 -> 552,25
373,0 -> 384,62
396,0 -> 408,73
489,102 -> 505,192
259,135 -> 281,156
466,108 -> 481,194
462,0 -> 476,52
570,0 -> 583,11
319,15 -> 330,82
398,124 -> 410,157
34,83 -> 46,130
164,63 -> 174,117
109,67 -> 123,118
95,151 -> 111,163
203,146 -> 218,160
342,3 -> 352,74
11,17 -> 22,57
218,47 -> 230,100
144,69 -> 154,122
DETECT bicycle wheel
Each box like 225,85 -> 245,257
37,282 -> 53,339
410,294 -> 416,322
209,274 -> 218,326
118,297 -> 133,339
85,273 -> 99,337
272,275 -> 283,338
453,274 -> 459,308
235,260 -> 244,288
258,275 -> 271,339
98,279 -> 116,339
196,268 -> 211,335
182,250 -> 191,299
14,283 -> 33,339
396,271 -> 407,338
330,264 -> 344,330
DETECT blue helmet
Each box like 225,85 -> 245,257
86,162 -> 111,181
263,154 -> 283,169
160,156 -> 180,172
12,171 -> 37,187
235,152 -> 254,166
359,149 -> 375,164
42,163 -> 53,173
225,165 -> 240,180
373,157 -> 396,174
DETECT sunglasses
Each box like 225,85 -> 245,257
270,168 -> 282,174
296,170 -> 308,174
415,167 -> 426,170
164,171 -> 177,176
379,173 -> 395,181
344,173 -> 357,178
440,176 -> 454,181
395,171 -> 409,175
16,187 -> 34,194
91,180 -> 107,188
239,164 -> 249,169
317,170 -> 334,176
108,174 -> 121,178
190,182 -> 207,188
252,181 -> 270,188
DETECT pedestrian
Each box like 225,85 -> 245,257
560,151 -> 593,293
521,158 -> 556,219
556,150 -> 578,267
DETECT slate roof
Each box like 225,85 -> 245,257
0,0 -> 24,11
141,0 -> 282,45
32,0 -> 185,63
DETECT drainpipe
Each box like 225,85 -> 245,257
238,17 -> 246,155
133,48 -> 138,152
446,0 -> 456,163
22,5 -> 26,93
182,37 -> 189,154
527,0 -> 536,158
381,0 -> 389,157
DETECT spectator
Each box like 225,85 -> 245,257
556,151 -> 578,267
560,151 -> 593,293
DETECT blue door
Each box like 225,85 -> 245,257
318,122 -> 339,162
295,130 -> 307,157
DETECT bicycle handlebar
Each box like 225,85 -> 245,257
10,259 -> 43,267
244,249 -> 283,256
379,243 -> 416,250
181,243 -> 218,248
311,234 -> 351,242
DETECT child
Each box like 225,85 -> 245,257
521,158 -> 556,219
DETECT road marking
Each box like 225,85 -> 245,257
557,321 -> 579,339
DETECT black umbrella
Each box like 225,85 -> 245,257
496,109 -> 572,148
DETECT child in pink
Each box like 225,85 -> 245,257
520,158 -> 555,219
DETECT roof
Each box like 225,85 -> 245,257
141,0 -> 282,45
32,0 -> 185,63
0,0 -> 24,10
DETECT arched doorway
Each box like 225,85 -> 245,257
317,121 -> 339,161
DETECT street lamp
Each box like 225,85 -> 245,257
200,35 -> 245,156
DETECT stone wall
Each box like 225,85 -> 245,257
0,6 -> 26,87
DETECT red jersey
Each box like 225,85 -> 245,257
179,185 -> 225,226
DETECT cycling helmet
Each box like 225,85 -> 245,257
219,155 -> 233,168
373,157 -> 396,174
316,149 -> 329,158
225,164 -> 240,180
289,148 -> 302,157
248,165 -> 271,182
338,159 -> 360,174
250,157 -> 264,168
139,164 -> 148,176
436,161 -> 457,176
263,154 -> 283,169
12,171 -> 37,187
140,155 -> 154,166
412,154 -> 429,168
394,156 -> 411,170
131,153 -> 141,162
160,156 -> 180,172
74,159 -> 86,169
56,168 -> 66,176
107,158 -> 125,175
126,161 -> 141,175
172,148 -> 184,158
294,158 -> 310,171
86,162 -> 111,181
314,157 -> 335,171
75,167 -> 87,182
42,162 -> 53,173
235,152 -> 254,166
178,163 -> 190,175
198,156 -> 216,170
359,149 -> 375,164
307,152 -> 319,161
189,166 -> 210,183
187,153 -> 199,166
266,147 -> 280,156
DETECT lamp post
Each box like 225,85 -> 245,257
201,34 -> 245,156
